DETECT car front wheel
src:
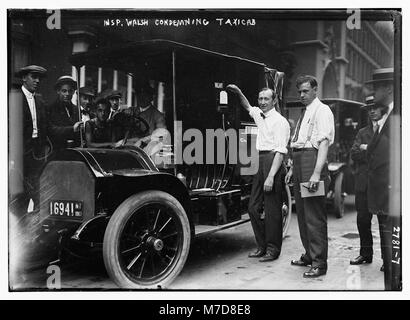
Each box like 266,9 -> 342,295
103,190 -> 191,289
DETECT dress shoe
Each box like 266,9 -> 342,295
259,252 -> 279,262
380,264 -> 384,272
303,266 -> 327,278
291,254 -> 311,267
248,249 -> 266,258
350,255 -> 372,265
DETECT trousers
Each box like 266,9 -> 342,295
378,214 -> 402,290
248,152 -> 285,255
293,149 -> 329,269
355,191 -> 384,258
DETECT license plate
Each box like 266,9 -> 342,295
49,200 -> 83,218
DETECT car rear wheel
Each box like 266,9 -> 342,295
103,190 -> 191,289
282,184 -> 293,237
333,172 -> 345,218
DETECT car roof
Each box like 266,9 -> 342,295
285,98 -> 365,108
70,39 -> 267,70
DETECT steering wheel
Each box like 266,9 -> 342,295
111,111 -> 150,144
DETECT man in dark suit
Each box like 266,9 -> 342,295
79,86 -> 96,122
365,68 -> 397,290
350,96 -> 384,267
11,65 -> 49,215
105,89 -> 123,120
48,76 -> 83,151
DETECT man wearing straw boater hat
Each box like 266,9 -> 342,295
350,95 -> 385,268
48,76 -> 83,151
365,67 -> 395,290
11,65 -> 49,214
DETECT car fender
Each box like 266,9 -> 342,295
73,171 -> 194,244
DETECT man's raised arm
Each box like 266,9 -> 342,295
226,84 -> 252,112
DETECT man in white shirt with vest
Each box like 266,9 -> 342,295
286,75 -> 334,278
227,84 -> 290,262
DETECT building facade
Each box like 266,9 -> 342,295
9,10 -> 395,107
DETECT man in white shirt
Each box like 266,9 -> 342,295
286,75 -> 334,278
12,65 -> 48,215
227,84 -> 290,262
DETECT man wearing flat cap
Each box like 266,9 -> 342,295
11,65 -> 49,214
48,76 -> 83,151
350,95 -> 385,268
365,67 -> 397,290
79,86 -> 96,122
105,89 -> 122,120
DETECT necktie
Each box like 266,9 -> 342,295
260,112 -> 266,119
292,108 -> 306,142
372,123 -> 380,141
65,106 -> 71,119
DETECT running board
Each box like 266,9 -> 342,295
194,214 -> 250,238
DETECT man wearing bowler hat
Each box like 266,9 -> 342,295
11,65 -> 49,214
365,67 -> 398,290
48,76 -> 83,151
350,96 -> 385,268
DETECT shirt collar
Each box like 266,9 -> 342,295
262,106 -> 277,117
140,105 -> 151,112
377,102 -> 394,128
305,97 -> 320,110
387,101 -> 394,116
22,85 -> 35,99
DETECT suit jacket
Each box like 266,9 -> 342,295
20,89 -> 48,158
48,99 -> 81,150
367,115 -> 392,215
350,124 -> 374,193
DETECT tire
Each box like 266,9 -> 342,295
282,184 -> 293,238
333,172 -> 345,218
103,190 -> 191,289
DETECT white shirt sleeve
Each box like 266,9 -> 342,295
314,104 -> 335,145
248,106 -> 264,126
273,118 -> 290,154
